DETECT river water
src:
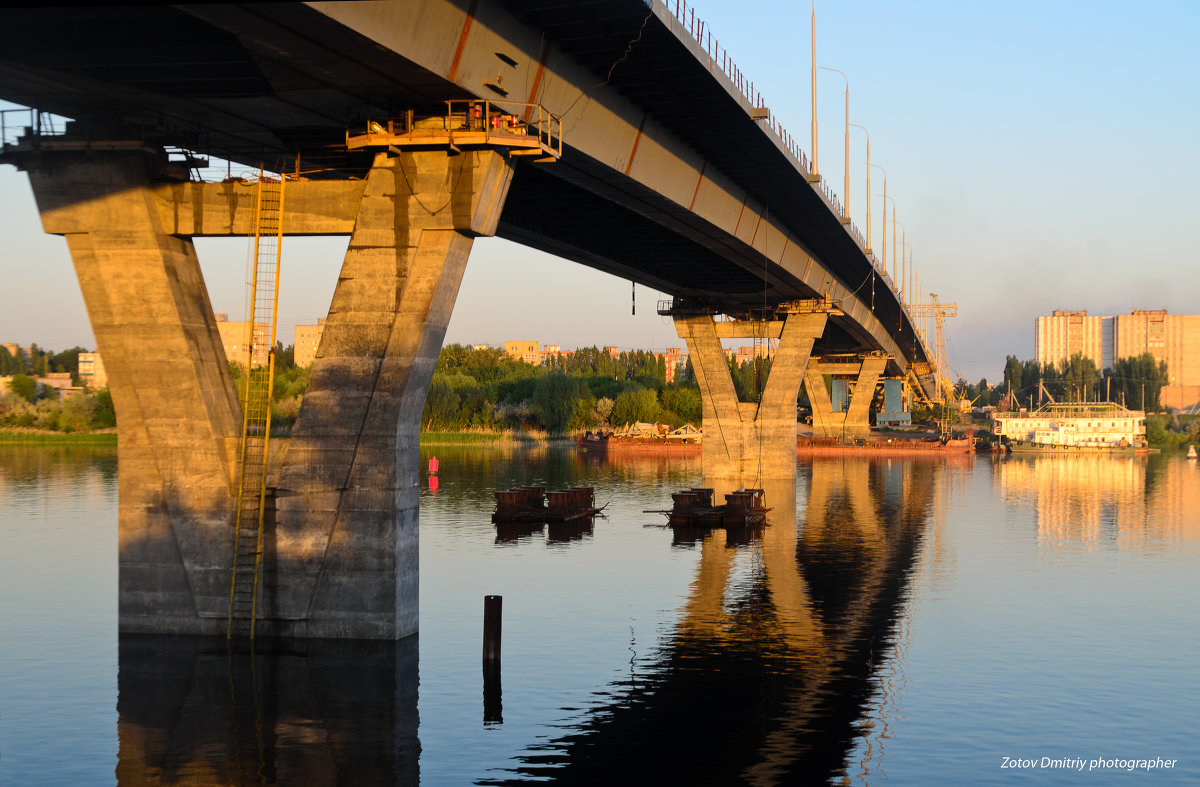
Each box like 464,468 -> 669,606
1,444 -> 1197,785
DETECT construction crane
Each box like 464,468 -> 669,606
908,293 -> 958,404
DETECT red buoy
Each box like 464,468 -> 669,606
428,456 -> 439,475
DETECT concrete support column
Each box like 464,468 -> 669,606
269,150 -> 514,639
758,314 -> 827,475
25,152 -> 241,634
844,356 -> 887,438
807,355 -> 888,441
675,312 -> 826,482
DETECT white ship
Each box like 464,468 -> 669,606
991,402 -> 1147,454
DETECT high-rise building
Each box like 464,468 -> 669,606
294,318 -> 325,368
1035,309 -> 1200,410
1034,310 -> 1113,370
657,347 -> 686,383
215,314 -> 271,368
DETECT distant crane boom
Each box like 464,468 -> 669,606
908,293 -> 958,403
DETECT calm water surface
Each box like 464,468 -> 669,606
1,444 -> 1197,785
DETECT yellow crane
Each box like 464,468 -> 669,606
908,293 -> 958,404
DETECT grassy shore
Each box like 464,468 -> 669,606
0,427 -> 564,447
0,429 -> 118,445
418,429 -> 569,445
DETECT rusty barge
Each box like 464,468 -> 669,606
492,486 -> 606,523
646,487 -> 770,528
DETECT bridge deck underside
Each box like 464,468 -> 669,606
0,0 -> 922,368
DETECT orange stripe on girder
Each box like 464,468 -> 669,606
523,39 -> 551,122
624,115 -> 647,176
733,196 -> 748,236
688,161 -> 707,211
447,0 -> 478,83
749,208 -> 764,248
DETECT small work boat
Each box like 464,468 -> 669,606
1188,445 -> 1198,460
646,487 -> 770,528
492,486 -> 606,523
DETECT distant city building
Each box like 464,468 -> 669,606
78,352 -> 107,389
603,346 -> 620,358
504,340 -> 542,365
1035,311 -> 1113,370
38,372 -> 78,400
1035,309 -> 1200,410
294,318 -> 325,368
2,343 -> 24,363
657,347 -> 686,383
472,343 -> 491,351
215,314 -> 271,367
734,343 -> 774,365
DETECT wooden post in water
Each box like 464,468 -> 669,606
483,595 -> 502,662
483,594 -> 503,723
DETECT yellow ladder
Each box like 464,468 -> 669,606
228,173 -> 285,640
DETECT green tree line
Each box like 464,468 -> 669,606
421,344 -> 707,434
2,343 -> 115,432
954,352 -> 1172,411
948,351 -> 1196,448
0,343 -> 88,381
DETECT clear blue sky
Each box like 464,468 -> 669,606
2,0 -> 1197,383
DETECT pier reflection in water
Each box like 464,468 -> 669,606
106,450 -> 940,785
116,636 -> 419,786
6,444 -> 1198,785
482,458 -> 939,785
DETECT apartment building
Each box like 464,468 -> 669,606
1035,309 -> 1200,410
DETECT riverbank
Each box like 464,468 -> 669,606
0,428 -> 117,445
419,429 -> 571,446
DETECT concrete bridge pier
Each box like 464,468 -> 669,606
24,150 -> 244,635
675,312 -> 828,481
806,354 -> 889,442
268,150 -> 514,639
18,145 -> 513,638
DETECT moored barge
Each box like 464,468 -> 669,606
991,402 -> 1148,454
492,486 -> 606,523
647,487 -> 770,528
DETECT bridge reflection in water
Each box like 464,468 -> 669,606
486,457 -> 942,785
113,455 -> 950,785
116,636 -> 419,786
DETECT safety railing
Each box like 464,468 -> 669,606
0,108 -> 67,149
661,1 -> 883,295
0,106 -> 222,181
663,1 -> 810,174
348,100 -> 563,158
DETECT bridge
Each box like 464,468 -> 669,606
0,0 -> 942,639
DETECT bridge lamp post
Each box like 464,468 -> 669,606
809,4 -> 819,182
877,190 -> 897,290
871,164 -> 888,273
818,66 -> 850,225
850,123 -> 871,253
